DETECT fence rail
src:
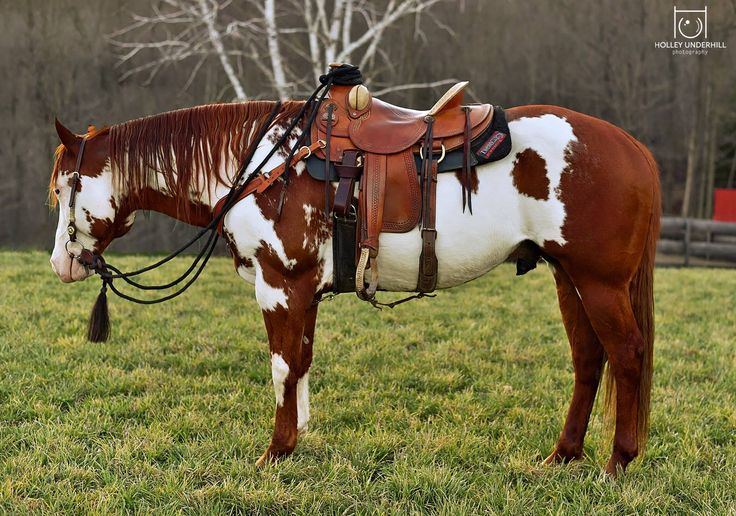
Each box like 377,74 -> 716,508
657,217 -> 736,267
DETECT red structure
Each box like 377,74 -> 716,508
713,189 -> 736,222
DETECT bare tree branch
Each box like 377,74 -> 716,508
110,0 -> 450,100
197,0 -> 247,99
371,78 -> 458,97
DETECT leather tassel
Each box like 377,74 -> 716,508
87,281 -> 110,342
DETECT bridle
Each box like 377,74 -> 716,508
64,136 -> 102,271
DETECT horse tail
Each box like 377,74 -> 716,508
603,141 -> 661,454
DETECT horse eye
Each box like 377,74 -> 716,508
54,189 -> 60,195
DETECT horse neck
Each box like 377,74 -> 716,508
121,159 -> 233,228
117,121 -> 297,228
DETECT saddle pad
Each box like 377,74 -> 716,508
306,106 -> 512,182
414,106 -> 512,171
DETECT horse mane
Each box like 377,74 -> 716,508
111,100 -> 305,216
50,101 -> 306,213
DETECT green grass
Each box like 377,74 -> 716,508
1,251 -> 735,514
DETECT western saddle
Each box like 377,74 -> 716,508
310,71 -> 494,301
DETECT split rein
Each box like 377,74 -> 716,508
71,65 -> 362,342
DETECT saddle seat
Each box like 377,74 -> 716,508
314,81 -> 493,156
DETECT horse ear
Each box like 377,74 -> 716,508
55,118 -> 80,154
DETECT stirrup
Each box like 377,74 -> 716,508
355,247 -> 378,301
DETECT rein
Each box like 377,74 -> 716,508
72,64 -> 362,342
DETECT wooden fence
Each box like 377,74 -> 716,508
657,217 -> 736,267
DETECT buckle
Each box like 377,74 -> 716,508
334,204 -> 357,223
419,144 -> 446,163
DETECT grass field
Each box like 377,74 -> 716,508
1,251 -> 735,514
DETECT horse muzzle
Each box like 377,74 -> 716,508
50,248 -> 96,283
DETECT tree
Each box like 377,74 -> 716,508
110,0 -> 452,101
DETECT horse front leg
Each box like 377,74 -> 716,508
255,272 -> 317,466
296,303 -> 317,433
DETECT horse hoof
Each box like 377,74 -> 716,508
542,452 -> 561,465
543,446 -> 582,465
604,459 -> 624,478
255,445 -> 295,467
255,451 -> 272,468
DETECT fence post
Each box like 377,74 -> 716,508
684,218 -> 691,267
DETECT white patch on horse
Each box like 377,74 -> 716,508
245,126 -> 301,176
236,264 -> 256,284
508,114 -> 576,245
302,204 -> 318,249
375,114 -> 577,291
254,261 -> 288,311
296,372 -> 310,431
315,235 -> 333,292
271,353 -> 290,407
78,164 -> 118,227
50,164 -> 119,282
224,195 -> 296,271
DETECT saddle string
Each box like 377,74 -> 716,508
276,75 -> 336,220
462,106 -> 473,214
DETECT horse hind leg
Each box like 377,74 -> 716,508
544,265 -> 605,464
576,281 -> 648,475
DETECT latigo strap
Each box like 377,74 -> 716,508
417,116 -> 439,293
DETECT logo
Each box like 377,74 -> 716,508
654,6 -> 726,55
674,7 -> 707,39
478,131 -> 506,159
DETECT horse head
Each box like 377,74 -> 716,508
49,120 -> 135,282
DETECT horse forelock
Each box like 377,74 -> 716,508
48,144 -> 65,208
108,101 -> 306,217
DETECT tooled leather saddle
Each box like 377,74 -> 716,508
306,72 -> 512,301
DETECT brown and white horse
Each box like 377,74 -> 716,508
49,100 -> 660,475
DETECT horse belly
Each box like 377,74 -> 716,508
376,167 -> 526,291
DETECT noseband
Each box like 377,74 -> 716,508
64,136 -> 104,272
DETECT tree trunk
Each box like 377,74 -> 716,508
681,124 -> 699,217
264,0 -> 289,100
198,0 -> 247,101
